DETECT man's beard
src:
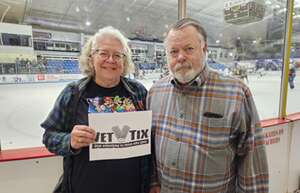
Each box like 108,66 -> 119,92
171,62 -> 201,84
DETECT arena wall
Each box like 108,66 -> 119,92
0,73 -> 83,84
1,114 -> 300,193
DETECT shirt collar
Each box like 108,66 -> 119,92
170,64 -> 209,87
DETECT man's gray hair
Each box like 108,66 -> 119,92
79,26 -> 134,77
164,17 -> 207,44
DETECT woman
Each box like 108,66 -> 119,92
41,26 -> 150,193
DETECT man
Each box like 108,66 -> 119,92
147,18 -> 269,193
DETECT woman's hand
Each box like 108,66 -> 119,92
149,186 -> 161,193
70,125 -> 96,149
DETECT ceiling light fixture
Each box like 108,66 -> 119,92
76,6 -> 80,12
85,21 -> 91,26
274,4 -> 280,9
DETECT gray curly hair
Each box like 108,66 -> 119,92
79,26 -> 134,77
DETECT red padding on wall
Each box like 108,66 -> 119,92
0,146 -> 54,162
1,112 -> 300,163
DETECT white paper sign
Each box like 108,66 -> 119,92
88,111 -> 152,161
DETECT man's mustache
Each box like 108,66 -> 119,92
174,62 -> 192,71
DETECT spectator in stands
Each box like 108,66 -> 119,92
30,59 -> 38,73
20,58 -> 25,66
288,63 -> 297,89
239,66 -> 249,83
41,26 -> 150,193
25,58 -> 32,73
42,57 -> 47,67
148,18 -> 269,193
15,57 -> 20,74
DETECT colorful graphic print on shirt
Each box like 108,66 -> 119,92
87,96 -> 136,113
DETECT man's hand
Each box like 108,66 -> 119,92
70,125 -> 96,149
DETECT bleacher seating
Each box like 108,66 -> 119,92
138,63 -> 156,70
207,60 -> 227,71
46,59 -> 80,74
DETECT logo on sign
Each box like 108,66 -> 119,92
111,125 -> 130,142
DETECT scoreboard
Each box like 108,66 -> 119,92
224,0 -> 266,25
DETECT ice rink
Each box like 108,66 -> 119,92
0,71 -> 299,150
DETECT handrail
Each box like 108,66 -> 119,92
279,0 -> 295,118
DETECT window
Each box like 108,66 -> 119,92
2,33 -> 31,47
190,0 -> 288,119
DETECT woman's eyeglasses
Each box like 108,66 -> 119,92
93,49 -> 125,62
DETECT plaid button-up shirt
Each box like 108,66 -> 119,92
147,66 -> 269,193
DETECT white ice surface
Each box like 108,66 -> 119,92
0,71 -> 299,149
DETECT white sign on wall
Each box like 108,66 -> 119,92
263,123 -> 290,193
288,120 -> 300,192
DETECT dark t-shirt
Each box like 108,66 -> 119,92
71,80 -> 141,193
